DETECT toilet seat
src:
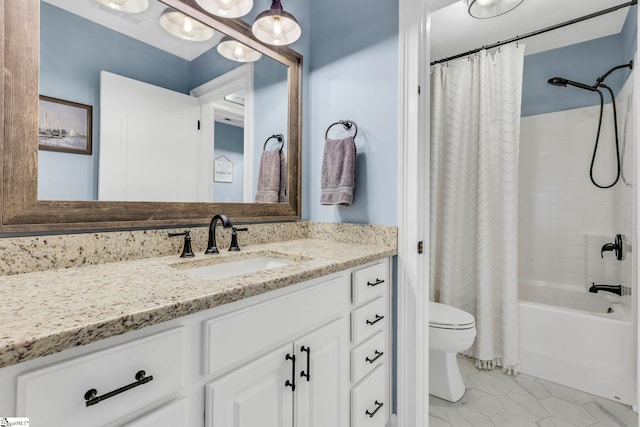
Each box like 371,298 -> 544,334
429,301 -> 475,330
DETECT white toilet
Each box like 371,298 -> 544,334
429,301 -> 476,402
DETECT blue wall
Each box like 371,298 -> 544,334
307,0 -> 399,226
214,123 -> 245,202
522,7 -> 637,117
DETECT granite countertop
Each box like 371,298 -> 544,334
0,238 -> 396,368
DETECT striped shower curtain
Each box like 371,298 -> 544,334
429,43 -> 524,374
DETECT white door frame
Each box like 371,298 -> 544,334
395,1 -> 466,426
191,64 -> 255,203
635,4 -> 640,413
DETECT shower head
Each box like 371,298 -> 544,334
547,77 -> 597,92
547,77 -> 568,87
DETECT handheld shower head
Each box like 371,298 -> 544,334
547,77 -> 597,92
547,77 -> 568,87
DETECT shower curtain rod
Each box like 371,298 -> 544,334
431,0 -> 638,66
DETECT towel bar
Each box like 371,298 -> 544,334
263,134 -> 285,151
325,119 -> 358,139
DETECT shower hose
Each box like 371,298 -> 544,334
589,84 -> 620,189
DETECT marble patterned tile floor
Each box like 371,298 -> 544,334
429,356 -> 638,427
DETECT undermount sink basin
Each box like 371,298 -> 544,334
183,256 -> 296,280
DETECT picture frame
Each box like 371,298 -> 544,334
214,155 -> 233,183
38,95 -> 92,155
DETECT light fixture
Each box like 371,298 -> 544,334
466,0 -> 524,19
217,37 -> 262,62
94,0 -> 149,13
159,8 -> 215,41
252,0 -> 301,46
195,0 -> 253,18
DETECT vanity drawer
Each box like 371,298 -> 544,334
351,297 -> 386,345
352,332 -> 386,384
352,262 -> 388,305
204,275 -> 349,377
124,399 -> 186,427
17,328 -> 185,427
351,366 -> 388,427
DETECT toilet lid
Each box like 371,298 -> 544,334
429,301 -> 475,330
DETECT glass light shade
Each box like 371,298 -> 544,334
252,0 -> 301,46
195,0 -> 253,18
217,37 -> 262,62
466,0 -> 524,19
95,0 -> 149,13
159,9 -> 215,41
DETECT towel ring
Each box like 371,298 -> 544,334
325,119 -> 358,140
263,134 -> 284,151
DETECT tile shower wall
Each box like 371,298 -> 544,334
518,74 -> 635,295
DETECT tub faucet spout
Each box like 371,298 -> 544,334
589,283 -> 622,296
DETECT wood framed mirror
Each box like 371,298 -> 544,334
1,0 -> 302,233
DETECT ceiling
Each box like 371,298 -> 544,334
430,0 -> 631,62
43,0 -> 223,61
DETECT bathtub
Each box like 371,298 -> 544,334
519,282 -> 635,405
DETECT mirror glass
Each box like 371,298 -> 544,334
38,0 -> 289,204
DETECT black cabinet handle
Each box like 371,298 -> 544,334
365,350 -> 384,364
300,346 -> 311,382
285,353 -> 296,391
366,401 -> 384,418
367,279 -> 385,287
366,314 -> 384,326
84,370 -> 153,407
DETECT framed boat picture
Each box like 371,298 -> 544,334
38,95 -> 92,155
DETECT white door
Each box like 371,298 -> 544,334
295,318 -> 350,427
99,71 -> 210,202
206,343 -> 294,427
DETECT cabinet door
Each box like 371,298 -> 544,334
295,318 -> 350,427
206,343 -> 294,427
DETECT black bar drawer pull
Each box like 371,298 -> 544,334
366,314 -> 384,326
367,278 -> 385,287
365,350 -> 384,364
84,370 -> 153,407
285,353 -> 296,391
300,346 -> 311,382
366,401 -> 384,418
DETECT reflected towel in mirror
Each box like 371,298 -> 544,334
256,150 -> 285,203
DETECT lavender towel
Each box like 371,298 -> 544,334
255,150 -> 280,203
320,136 -> 356,206
256,150 -> 285,203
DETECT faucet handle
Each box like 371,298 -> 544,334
601,234 -> 626,260
229,227 -> 248,252
168,230 -> 195,258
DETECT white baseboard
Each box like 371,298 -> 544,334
387,414 -> 398,427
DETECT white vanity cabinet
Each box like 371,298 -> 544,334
0,258 -> 392,427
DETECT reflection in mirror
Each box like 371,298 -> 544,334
212,93 -> 245,203
38,0 -> 289,204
